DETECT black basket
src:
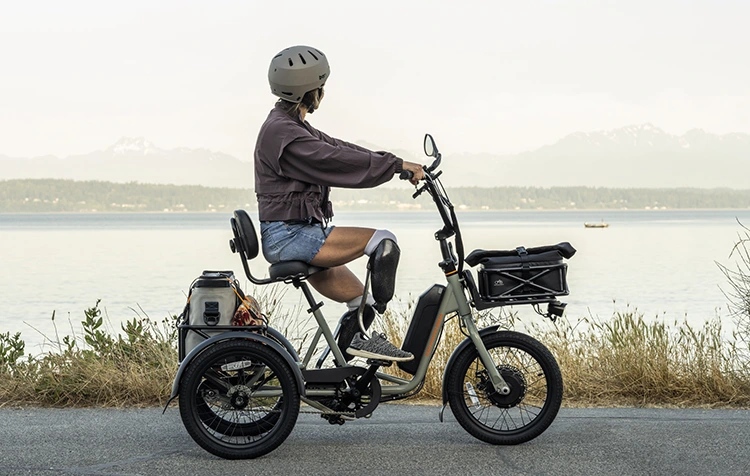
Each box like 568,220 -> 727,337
465,243 -> 574,310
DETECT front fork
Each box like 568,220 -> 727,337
447,273 -> 510,396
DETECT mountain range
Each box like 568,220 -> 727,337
1,124 -> 748,188
424,124 -> 750,189
0,138 -> 253,188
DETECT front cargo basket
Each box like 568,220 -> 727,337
464,242 -> 575,310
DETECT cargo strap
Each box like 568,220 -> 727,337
516,246 -> 532,290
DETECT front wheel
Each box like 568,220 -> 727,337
178,339 -> 300,459
446,331 -> 563,445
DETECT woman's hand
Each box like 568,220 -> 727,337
401,161 -> 425,185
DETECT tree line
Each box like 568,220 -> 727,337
2,179 -> 750,213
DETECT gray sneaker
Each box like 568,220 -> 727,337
346,332 -> 414,362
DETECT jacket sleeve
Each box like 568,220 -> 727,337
279,135 -> 404,189
316,129 -> 373,154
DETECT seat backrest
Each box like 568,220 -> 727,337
230,210 -> 325,285
231,209 -> 259,260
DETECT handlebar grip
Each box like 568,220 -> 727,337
399,170 -> 414,180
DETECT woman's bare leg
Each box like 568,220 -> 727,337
309,227 -> 375,268
306,227 -> 375,302
307,265 -> 364,302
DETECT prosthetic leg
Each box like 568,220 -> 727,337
316,237 -> 403,365
330,239 -> 401,363
368,238 -> 400,314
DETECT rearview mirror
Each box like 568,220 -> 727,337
424,134 -> 439,158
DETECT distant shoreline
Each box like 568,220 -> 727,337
4,179 -> 750,213
3,207 -> 750,215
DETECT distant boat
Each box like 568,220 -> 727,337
584,220 -> 609,228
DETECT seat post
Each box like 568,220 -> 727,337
293,279 -> 348,366
294,280 -> 324,314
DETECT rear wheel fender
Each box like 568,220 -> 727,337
167,331 -> 304,407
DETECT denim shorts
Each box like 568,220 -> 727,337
260,221 -> 335,264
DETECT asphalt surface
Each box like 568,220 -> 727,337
1,405 -> 749,475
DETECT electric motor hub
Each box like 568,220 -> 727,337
478,365 -> 527,408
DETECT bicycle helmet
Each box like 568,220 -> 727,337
268,46 -> 330,103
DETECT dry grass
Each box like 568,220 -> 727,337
539,312 -> 750,407
2,297 -> 749,408
381,304 -> 750,408
0,301 -> 177,407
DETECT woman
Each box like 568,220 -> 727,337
254,45 -> 424,362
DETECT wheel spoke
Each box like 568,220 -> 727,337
448,332 -> 562,443
179,340 -> 300,458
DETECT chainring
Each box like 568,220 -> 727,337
312,367 -> 382,419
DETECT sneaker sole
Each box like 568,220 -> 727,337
345,347 -> 414,362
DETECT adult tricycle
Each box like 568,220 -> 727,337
166,134 -> 576,459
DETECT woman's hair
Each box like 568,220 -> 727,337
277,88 -> 324,117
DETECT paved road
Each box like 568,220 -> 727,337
1,405 -> 749,475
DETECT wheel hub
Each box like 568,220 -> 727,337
479,365 -> 527,408
227,385 -> 252,410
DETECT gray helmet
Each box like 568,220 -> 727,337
268,46 -> 330,103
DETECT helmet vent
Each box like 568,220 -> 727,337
298,53 -> 307,65
288,58 -> 294,67
273,53 -> 282,59
307,50 -> 318,61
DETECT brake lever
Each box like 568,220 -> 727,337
412,183 -> 429,199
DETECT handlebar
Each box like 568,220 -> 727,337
404,153 -> 465,273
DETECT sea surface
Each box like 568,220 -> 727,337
1,210 -> 748,353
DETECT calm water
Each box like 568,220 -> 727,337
1,210 -> 748,352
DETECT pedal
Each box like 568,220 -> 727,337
321,414 -> 354,425
366,358 -> 393,367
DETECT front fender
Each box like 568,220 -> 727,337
441,325 -> 501,405
165,331 -> 305,411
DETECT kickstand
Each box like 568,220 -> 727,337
439,402 -> 449,422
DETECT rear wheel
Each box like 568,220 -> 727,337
194,384 -> 283,436
446,331 -> 563,445
178,339 -> 299,459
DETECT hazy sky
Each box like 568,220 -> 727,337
1,0 -> 748,160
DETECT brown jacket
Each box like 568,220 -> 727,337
254,103 -> 403,222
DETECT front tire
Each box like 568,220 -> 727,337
446,331 -> 563,445
178,339 -> 300,459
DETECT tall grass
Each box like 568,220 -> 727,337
2,297 -> 749,408
380,305 -> 750,408
0,301 -> 177,407
717,220 -> 750,377
0,285 -> 313,408
537,311 -> 750,407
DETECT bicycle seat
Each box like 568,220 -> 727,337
268,261 -> 325,281
230,209 -> 326,284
